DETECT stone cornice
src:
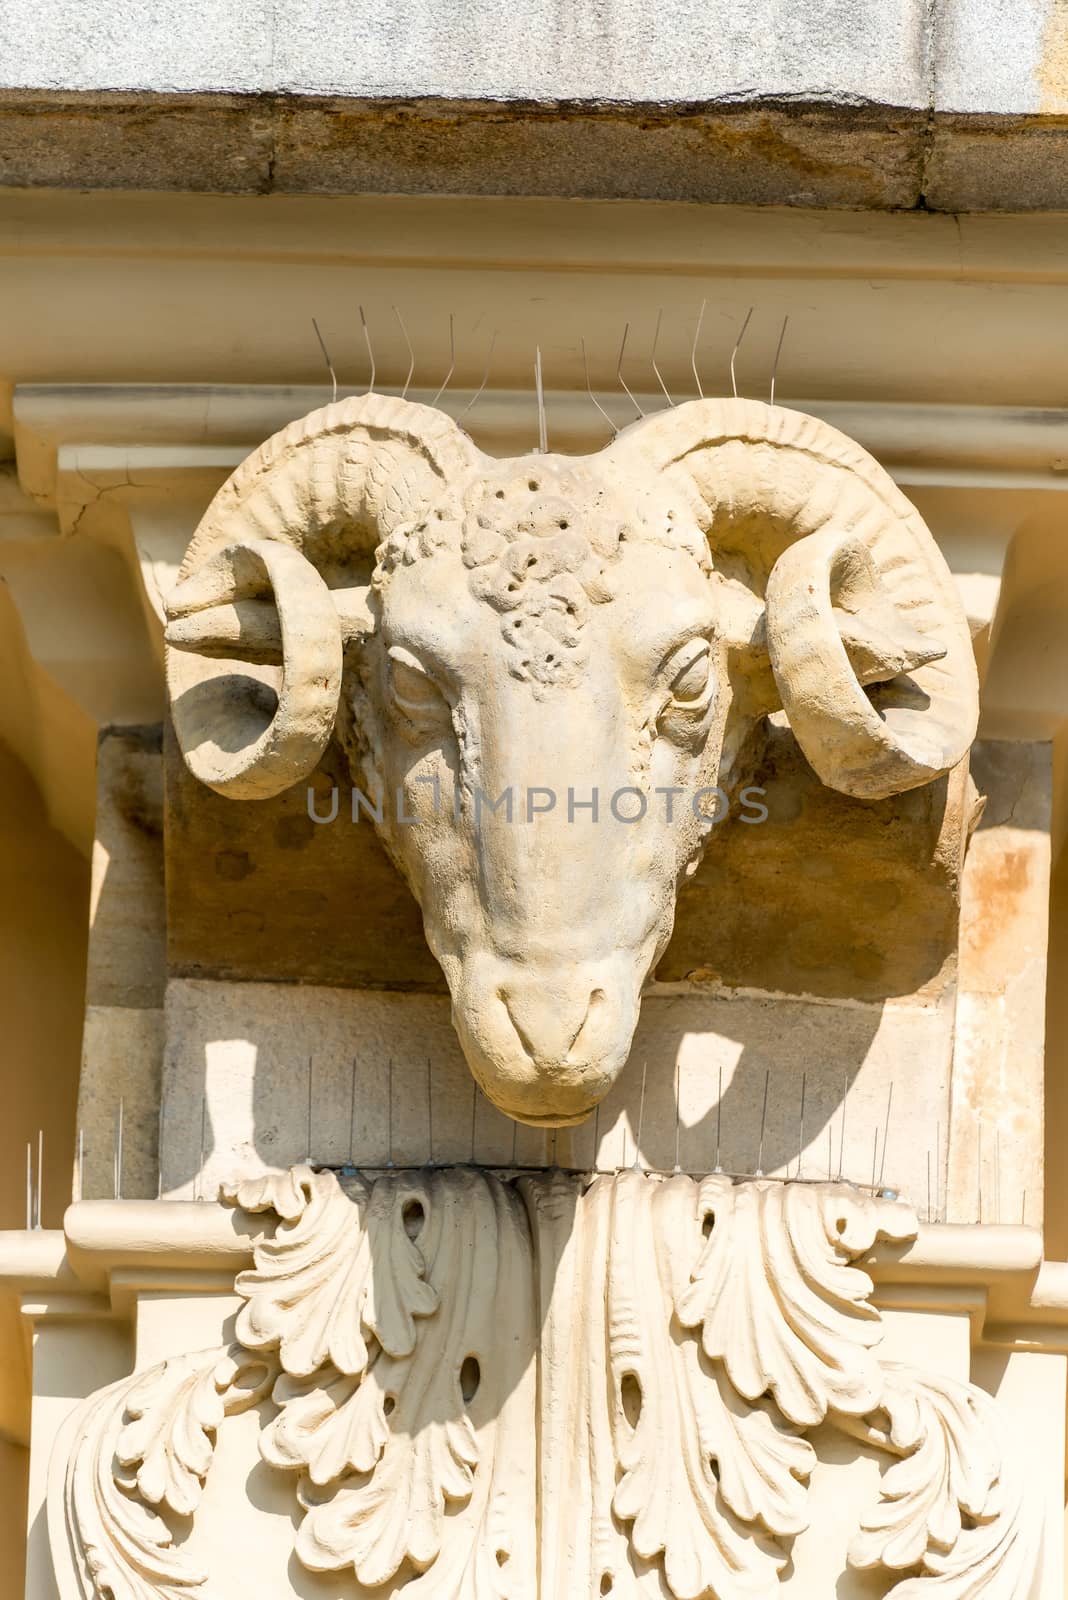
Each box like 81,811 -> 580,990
16,385 -> 1068,508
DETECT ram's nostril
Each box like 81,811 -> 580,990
498,978 -> 607,1063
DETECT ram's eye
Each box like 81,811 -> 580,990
388,649 -> 448,719
667,640 -> 712,706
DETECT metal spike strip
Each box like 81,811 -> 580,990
311,317 -> 338,402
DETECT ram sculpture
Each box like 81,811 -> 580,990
165,394 -> 978,1126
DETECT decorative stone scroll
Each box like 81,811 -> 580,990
54,1167 -> 1042,1598
163,396 -> 980,1127
54,1345 -> 275,1600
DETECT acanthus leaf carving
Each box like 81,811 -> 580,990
114,1347 -> 272,1518
59,1345 -> 273,1600
57,1168 -> 1041,1600
676,1177 -> 917,1427
848,1365 -> 1044,1598
605,1172 -> 797,1599
649,1176 -> 816,1539
223,1163 -> 438,1378
237,1167 -> 537,1594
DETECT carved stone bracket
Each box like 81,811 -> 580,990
55,1167 -> 1042,1598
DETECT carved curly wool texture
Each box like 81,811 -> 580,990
55,1169 -> 1041,1600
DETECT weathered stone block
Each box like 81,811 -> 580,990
947,739 -> 1051,1226
76,725 -> 166,1199
159,976 -> 955,1205
165,720 -> 440,989
662,726 -> 971,1002
87,725 -> 165,1010
167,721 -> 972,1004
0,0 -> 930,107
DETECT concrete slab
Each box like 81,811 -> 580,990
0,0 -> 930,108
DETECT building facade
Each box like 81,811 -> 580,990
3,4 -> 1068,1596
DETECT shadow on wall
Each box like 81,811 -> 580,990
161,978 -> 898,1197
593,994 -> 886,1183
165,722 -> 964,1005
0,739 -> 88,1230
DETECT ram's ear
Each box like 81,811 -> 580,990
713,578 -> 781,723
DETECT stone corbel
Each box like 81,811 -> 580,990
5,1170 -> 1061,1599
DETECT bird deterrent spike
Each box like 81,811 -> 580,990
348,1057 -> 358,1169
431,313 -> 455,406
633,1061 -> 648,1173
114,1101 -> 124,1202
878,1083 -> 894,1190
756,1069 -> 770,1176
393,305 -> 415,399
730,306 -> 754,399
651,308 -> 675,407
534,345 -> 548,454
312,317 -> 338,403
691,298 -> 707,400
359,304 -> 375,393
673,1060 -> 682,1175
582,336 -> 617,437
714,1061 -> 723,1174
796,1072 -> 806,1181
457,328 -> 497,424
616,323 -> 644,418
769,314 -> 789,405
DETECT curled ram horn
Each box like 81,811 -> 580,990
611,398 -> 979,799
765,527 -> 955,798
165,538 -> 342,800
164,394 -> 477,801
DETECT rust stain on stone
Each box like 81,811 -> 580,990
1039,0 -> 1068,114
961,843 -> 1032,973
700,115 -> 879,194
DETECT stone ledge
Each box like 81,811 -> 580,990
0,96 -> 929,209
1,1202 -> 1062,1345
4,94 -> 1068,210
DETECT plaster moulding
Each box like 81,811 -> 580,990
50,1167 -> 1044,1599
15,383 -> 1068,529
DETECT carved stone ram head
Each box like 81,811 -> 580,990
165,395 -> 978,1126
